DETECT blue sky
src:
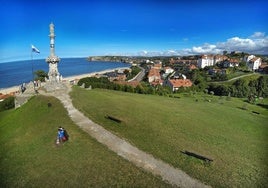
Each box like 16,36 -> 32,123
0,0 -> 267,62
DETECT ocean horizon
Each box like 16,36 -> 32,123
0,57 -> 130,89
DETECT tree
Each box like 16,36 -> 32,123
34,70 -> 48,82
232,79 -> 250,97
135,85 -> 145,94
208,84 -> 230,96
123,69 -> 130,75
257,76 -> 268,97
239,61 -> 246,68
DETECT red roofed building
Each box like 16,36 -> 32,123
153,63 -> 162,70
165,79 -> 192,91
0,92 -> 15,101
187,64 -> 197,71
148,68 -> 162,85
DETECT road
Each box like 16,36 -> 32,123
128,66 -> 146,82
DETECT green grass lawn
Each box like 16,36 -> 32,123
70,87 -> 268,188
0,95 -> 171,187
226,71 -> 251,80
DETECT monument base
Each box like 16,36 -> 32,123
43,81 -> 67,92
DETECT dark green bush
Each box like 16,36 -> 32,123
0,96 -> 15,111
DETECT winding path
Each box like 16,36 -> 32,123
210,73 -> 256,84
42,86 -> 210,188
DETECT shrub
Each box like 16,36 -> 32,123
0,96 -> 15,111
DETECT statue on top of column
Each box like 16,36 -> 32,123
50,23 -> 54,35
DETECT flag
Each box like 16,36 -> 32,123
31,45 -> 40,53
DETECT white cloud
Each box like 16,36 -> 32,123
250,32 -> 265,38
138,50 -> 148,56
217,34 -> 268,54
192,43 -> 221,54
135,32 -> 268,56
189,33 -> 268,55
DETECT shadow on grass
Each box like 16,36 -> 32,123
256,103 -> 268,110
242,100 -> 268,110
237,107 -> 248,111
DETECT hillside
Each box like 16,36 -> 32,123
0,95 -> 170,187
70,87 -> 268,187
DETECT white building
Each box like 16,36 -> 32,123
198,55 -> 228,68
163,67 -> 174,74
243,55 -> 255,62
197,55 -> 214,68
244,55 -> 262,71
247,57 -> 262,71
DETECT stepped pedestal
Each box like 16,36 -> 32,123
43,81 -> 67,92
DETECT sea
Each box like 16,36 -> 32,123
0,58 -> 130,89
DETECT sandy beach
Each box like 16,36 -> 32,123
0,67 -> 130,95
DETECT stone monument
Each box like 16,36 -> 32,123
44,22 -> 66,92
46,22 -> 60,82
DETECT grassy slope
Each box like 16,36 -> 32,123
71,87 -> 268,188
0,95 -> 171,187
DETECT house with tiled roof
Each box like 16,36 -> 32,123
164,78 -> 192,91
148,68 -> 162,85
214,55 -> 228,64
258,64 -> 268,73
105,71 -> 126,81
153,63 -> 162,70
187,64 -> 197,71
223,58 -> 240,68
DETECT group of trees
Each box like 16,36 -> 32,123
186,68 -> 268,98
208,76 -> 268,98
78,66 -> 268,101
78,77 -> 172,96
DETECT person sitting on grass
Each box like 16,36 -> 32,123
57,127 -> 65,144
56,127 -> 69,145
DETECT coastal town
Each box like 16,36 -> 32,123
1,51 -> 268,103
84,51 -> 268,92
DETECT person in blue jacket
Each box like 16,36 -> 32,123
57,127 -> 65,143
